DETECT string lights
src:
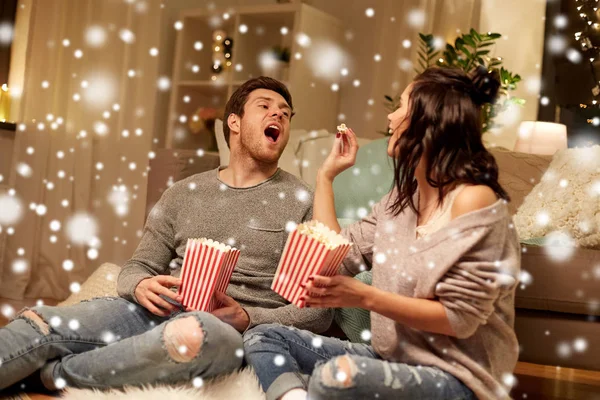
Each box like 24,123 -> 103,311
574,0 -> 600,123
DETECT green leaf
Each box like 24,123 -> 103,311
463,35 -> 476,47
476,50 -> 490,56
384,95 -> 394,102
488,33 -> 502,40
470,28 -> 482,41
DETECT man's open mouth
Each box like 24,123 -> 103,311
264,124 -> 281,143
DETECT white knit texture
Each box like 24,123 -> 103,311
514,146 -> 600,248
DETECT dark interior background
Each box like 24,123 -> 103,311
539,0 -> 600,146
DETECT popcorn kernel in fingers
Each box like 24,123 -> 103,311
336,123 -> 348,134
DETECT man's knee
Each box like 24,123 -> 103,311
163,316 -> 205,362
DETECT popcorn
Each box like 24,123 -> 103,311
336,123 -> 348,134
178,238 -> 240,311
272,221 -> 352,307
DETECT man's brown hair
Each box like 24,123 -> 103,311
222,76 -> 294,147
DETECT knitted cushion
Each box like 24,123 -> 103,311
334,271 -> 372,343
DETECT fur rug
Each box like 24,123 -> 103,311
60,368 -> 265,400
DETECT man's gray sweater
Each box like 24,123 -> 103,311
117,168 -> 333,332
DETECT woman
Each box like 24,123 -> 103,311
243,67 -> 520,400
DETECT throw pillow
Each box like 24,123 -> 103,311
514,146 -> 600,249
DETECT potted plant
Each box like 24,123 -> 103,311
382,29 -> 524,136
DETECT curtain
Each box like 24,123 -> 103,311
0,0 -> 163,300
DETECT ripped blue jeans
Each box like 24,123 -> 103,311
244,324 -> 475,400
0,297 -> 243,391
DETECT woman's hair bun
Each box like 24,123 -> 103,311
470,66 -> 501,106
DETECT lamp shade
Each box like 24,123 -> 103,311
514,121 -> 567,155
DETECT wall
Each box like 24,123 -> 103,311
154,0 -> 495,141
480,0 -> 547,149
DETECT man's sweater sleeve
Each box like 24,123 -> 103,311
117,187 -> 177,303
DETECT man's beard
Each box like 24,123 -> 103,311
238,119 -> 283,165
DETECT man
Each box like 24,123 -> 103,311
0,77 -> 333,392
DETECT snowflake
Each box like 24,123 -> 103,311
1,304 -> 15,318
295,189 -> 309,202
407,9 -> 426,28
69,282 -> 81,293
66,212 -> 98,245
12,258 -> 28,274
295,32 -> 311,48
54,378 -> 67,389
544,231 -> 575,262
546,35 -> 567,55
49,316 -> 62,327
0,194 -> 23,225
502,373 -> 517,388
365,8 -> 375,17
361,330 -> 372,341
312,337 -> 323,348
93,121 -> 108,136
352,168 -> 360,176
356,207 -> 368,219
49,220 -> 61,232
566,49 -> 581,64
235,348 -> 244,358
157,76 -> 171,91
87,248 -> 99,260
273,354 -> 285,366
102,331 -> 116,343
85,25 -> 107,47
17,162 -> 32,178
554,15 -> 568,29
535,211 -> 550,227
398,58 -> 413,72
427,261 -> 435,269
285,221 -> 297,232
68,319 -> 80,330
519,270 -> 533,286
573,337 -> 588,353
374,252 -> 386,264
192,377 -> 204,388
353,79 -> 360,87
556,341 -> 571,358
335,371 -> 347,382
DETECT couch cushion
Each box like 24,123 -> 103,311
516,245 -> 599,316
59,263 -> 120,307
513,146 -> 600,249
489,147 -> 552,215
295,131 -> 375,188
332,138 -> 394,220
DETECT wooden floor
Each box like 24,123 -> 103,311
1,297 -> 600,399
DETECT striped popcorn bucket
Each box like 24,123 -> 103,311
178,238 -> 240,312
272,229 -> 352,308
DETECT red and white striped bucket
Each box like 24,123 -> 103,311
272,229 -> 351,308
178,239 -> 240,312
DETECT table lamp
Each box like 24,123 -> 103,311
514,121 -> 567,155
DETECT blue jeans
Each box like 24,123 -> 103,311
244,324 -> 475,400
0,297 -> 243,391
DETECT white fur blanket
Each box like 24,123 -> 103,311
60,368 -> 265,400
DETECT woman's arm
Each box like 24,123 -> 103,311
304,275 -> 457,337
314,173 -> 341,233
313,129 -> 359,232
364,286 -> 456,337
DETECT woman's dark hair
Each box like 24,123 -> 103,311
389,66 -> 509,216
